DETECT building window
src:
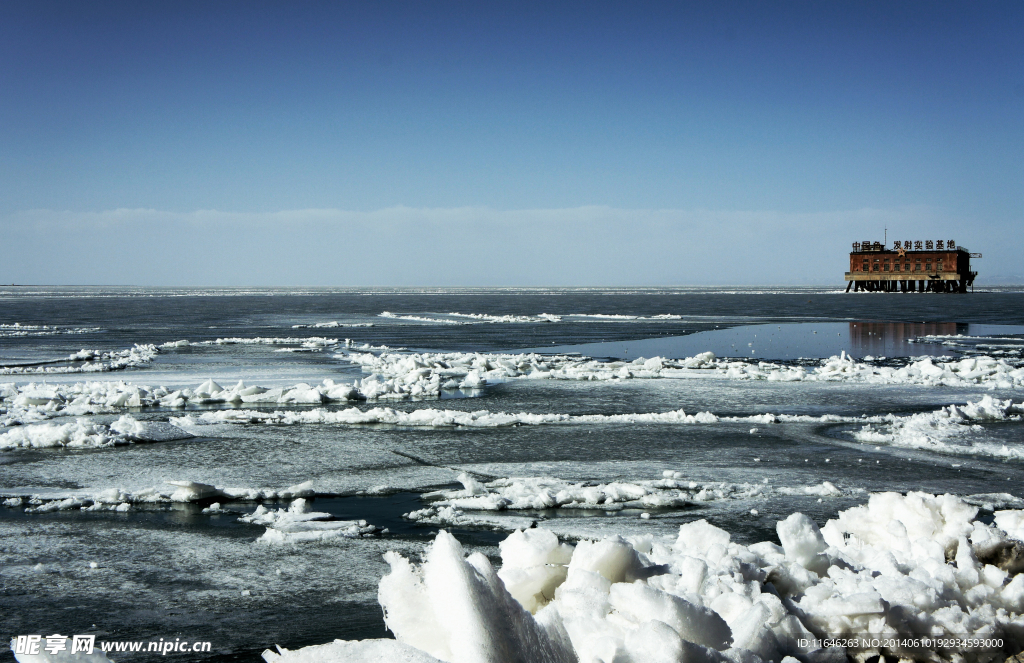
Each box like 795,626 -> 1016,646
883,262 -> 889,271
905,262 -> 911,270
937,262 -> 943,271
873,263 -> 880,271
862,261 -> 869,271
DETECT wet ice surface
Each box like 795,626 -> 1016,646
2,287 -> 1024,661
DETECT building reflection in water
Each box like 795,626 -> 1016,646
848,322 -> 966,357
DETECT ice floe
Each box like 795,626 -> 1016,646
376,311 -> 687,324
404,473 -> 852,523
291,321 -> 375,328
239,498 -> 381,544
158,336 -> 397,353
0,415 -> 191,450
565,313 -> 683,321
0,379 -> 364,426
170,402 -> 899,430
342,349 -> 1024,397
172,336 -> 342,348
268,491 -> 1024,663
0,322 -> 102,337
3,351 -> 1022,441
3,480 -> 318,514
339,350 -> 721,397
852,395 -> 1024,459
380,312 -> 468,325
173,406 -> 724,428
0,344 -> 159,376
4,350 -> 1021,429
447,312 -> 563,323
6,484 -> 377,544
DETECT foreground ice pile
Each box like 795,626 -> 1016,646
266,492 -> 1024,663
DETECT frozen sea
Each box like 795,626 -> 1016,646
2,285 -> 1024,662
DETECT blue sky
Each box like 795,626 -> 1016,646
1,1 -> 1021,285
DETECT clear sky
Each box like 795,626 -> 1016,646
1,1 -> 1021,286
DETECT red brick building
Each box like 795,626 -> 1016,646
845,240 -> 979,292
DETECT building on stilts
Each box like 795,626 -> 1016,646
845,239 -> 980,293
